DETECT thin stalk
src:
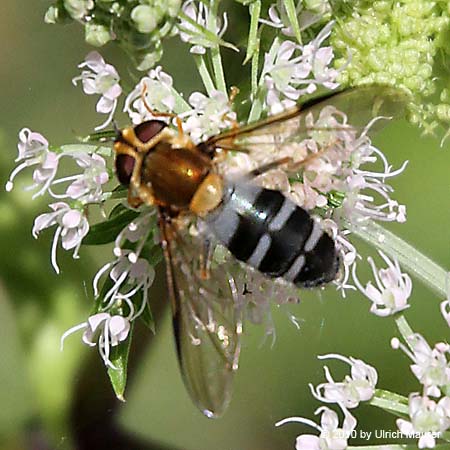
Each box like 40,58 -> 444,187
344,218 -> 448,299
194,55 -> 216,96
395,315 -> 415,352
244,0 -> 261,65
211,47 -> 227,94
250,38 -> 260,100
208,0 -> 227,94
367,389 -> 409,416
283,0 -> 302,44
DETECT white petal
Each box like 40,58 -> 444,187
96,96 -> 114,114
295,435 -> 321,450
87,313 -> 110,332
62,210 -> 82,229
320,408 -> 339,431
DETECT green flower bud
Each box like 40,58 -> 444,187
136,47 -> 163,71
331,1 -> 450,136
63,0 -> 94,20
85,23 -> 112,47
44,6 -> 59,24
167,0 -> 181,17
131,5 -> 157,34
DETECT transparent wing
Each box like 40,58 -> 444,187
159,214 -> 242,418
206,85 -> 409,153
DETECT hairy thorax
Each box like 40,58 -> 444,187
141,141 -> 212,210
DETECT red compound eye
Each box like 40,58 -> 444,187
134,120 -> 167,143
115,154 -> 135,185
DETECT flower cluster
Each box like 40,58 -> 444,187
9,3 -> 412,374
261,22 -> 339,114
6,125 -> 110,273
72,52 -> 122,130
261,0 -> 332,36
11,4 -> 447,442
280,333 -> 450,449
353,251 -> 412,316
45,0 -> 181,70
277,354 -> 366,450
397,394 -> 450,449
330,0 -> 450,142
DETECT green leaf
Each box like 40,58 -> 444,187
140,301 -> 155,333
107,324 -> 133,401
83,208 -> 140,245
109,185 -> 129,200
108,202 -> 129,219
282,0 -> 302,45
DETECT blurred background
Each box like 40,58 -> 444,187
1,1 -> 449,449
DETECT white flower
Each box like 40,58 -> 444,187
302,22 -> 339,90
276,404 -> 357,450
261,22 -> 339,114
397,394 -> 450,449
310,354 -> 378,408
72,51 -> 122,130
352,251 -> 412,317
6,128 -> 59,198
182,90 -> 236,142
324,221 -> 358,296
124,66 -> 176,124
51,153 -> 109,202
179,0 -> 229,54
391,334 -> 450,397
60,312 -> 131,369
260,0 -> 331,36
93,213 -> 156,318
32,202 -> 89,274
344,139 -> 409,223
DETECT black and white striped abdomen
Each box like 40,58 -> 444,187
205,182 -> 339,288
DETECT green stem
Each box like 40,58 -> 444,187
367,389 -> 409,416
244,0 -> 261,65
178,11 -> 237,52
250,37 -> 259,100
283,0 -> 302,45
194,55 -> 216,96
208,0 -> 227,94
211,47 -> 227,94
395,315 -> 416,352
169,87 -> 191,113
344,219 -> 448,299
247,92 -> 264,123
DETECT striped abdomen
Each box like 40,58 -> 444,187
205,182 -> 339,288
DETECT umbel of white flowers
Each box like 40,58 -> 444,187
6,15 -> 410,369
8,6 -> 444,448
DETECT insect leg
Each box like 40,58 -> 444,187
221,86 -> 240,130
127,189 -> 144,208
157,210 -> 178,313
140,84 -> 191,145
245,156 -> 293,179
199,238 -> 214,280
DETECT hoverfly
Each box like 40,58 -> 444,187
113,86 -> 407,418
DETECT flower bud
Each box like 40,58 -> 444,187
85,23 -> 112,47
